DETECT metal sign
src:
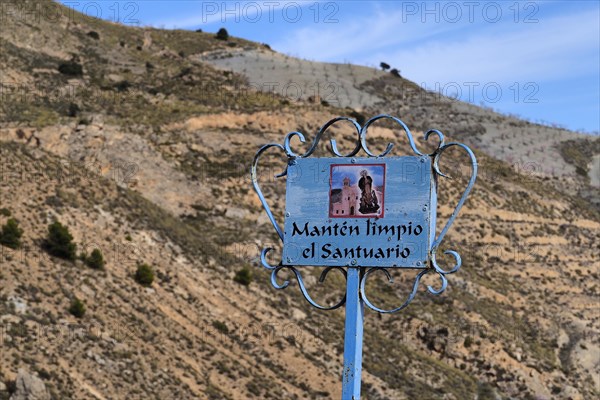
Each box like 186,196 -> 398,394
251,115 -> 477,400
283,156 -> 434,268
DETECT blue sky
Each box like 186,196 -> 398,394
331,165 -> 384,189
59,1 -> 599,133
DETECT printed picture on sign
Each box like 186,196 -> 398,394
329,164 -> 385,218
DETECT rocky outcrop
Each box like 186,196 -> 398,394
10,370 -> 49,400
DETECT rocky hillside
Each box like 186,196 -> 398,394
1,1 -> 599,399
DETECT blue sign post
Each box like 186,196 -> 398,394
342,266 -> 364,399
251,115 -> 477,399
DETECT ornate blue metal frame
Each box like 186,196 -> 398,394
251,114 -> 478,313
252,114 -> 477,399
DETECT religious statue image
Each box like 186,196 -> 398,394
329,164 -> 385,218
358,169 -> 380,214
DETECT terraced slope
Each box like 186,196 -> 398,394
1,1 -> 598,399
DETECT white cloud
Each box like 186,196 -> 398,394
274,6 -> 599,86
381,9 -> 599,85
272,8 -> 461,61
158,1 -> 328,29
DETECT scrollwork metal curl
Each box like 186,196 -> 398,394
260,248 -> 346,310
284,117 -> 362,158
360,268 -> 430,313
360,114 -> 425,157
431,250 -> 462,275
431,142 -> 478,250
260,247 -> 279,270
270,265 -> 347,310
423,129 -> 446,154
359,256 -> 462,313
425,250 -> 462,296
422,141 -> 476,299
251,143 -> 286,242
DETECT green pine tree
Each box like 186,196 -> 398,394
85,248 -> 105,269
44,221 -> 76,260
68,297 -> 86,318
135,264 -> 155,286
216,28 -> 229,41
0,218 -> 23,249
